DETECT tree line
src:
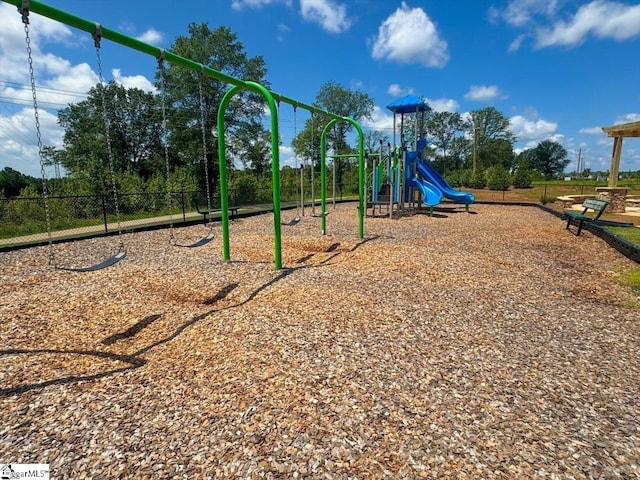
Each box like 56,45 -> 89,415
5,21 -> 635,200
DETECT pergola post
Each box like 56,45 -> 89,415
608,136 -> 623,188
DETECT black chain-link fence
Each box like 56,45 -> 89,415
0,178 -> 361,247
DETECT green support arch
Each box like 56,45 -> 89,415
217,82 -> 282,269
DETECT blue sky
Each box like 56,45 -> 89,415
1,0 -> 639,179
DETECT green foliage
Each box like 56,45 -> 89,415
529,140 -> 569,179
512,165 -> 533,188
467,170 -> 487,189
229,171 -> 270,205
449,136 -> 472,170
293,81 -> 374,163
164,23 -> 269,184
469,107 -> 515,148
0,167 -> 37,197
57,82 -> 164,181
486,165 -> 512,191
444,170 -> 464,187
539,195 -> 556,205
426,111 -> 467,168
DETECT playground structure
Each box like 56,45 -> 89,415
8,0 -> 366,271
367,95 -> 475,218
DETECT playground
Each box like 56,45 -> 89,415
1,203 -> 639,478
1,1 -> 639,477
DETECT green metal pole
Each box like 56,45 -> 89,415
217,85 -> 242,263
353,122 -> 365,239
320,120 -> 337,235
244,81 -> 283,271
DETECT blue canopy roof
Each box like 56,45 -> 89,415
386,95 -> 430,114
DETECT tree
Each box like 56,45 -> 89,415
486,165 -> 512,191
448,136 -> 472,170
469,107 -> 515,170
529,140 -> 569,179
363,130 -> 389,155
237,129 -> 271,176
57,82 -> 164,186
292,81 -> 374,190
0,167 -> 37,197
479,138 -> 515,171
162,23 -> 270,194
512,151 -> 533,188
426,111 -> 466,172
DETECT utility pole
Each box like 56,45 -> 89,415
575,148 -> 583,178
472,125 -> 477,174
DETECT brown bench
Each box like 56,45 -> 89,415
193,200 -> 238,222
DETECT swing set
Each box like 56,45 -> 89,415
9,0 -> 367,271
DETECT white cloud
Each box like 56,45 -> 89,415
579,126 -> 604,135
0,3 -> 74,84
425,97 -> 459,113
535,1 -> 640,48
491,0 -> 561,27
387,84 -> 415,97
614,113 -> 640,124
0,4 -> 98,177
510,115 -> 558,140
508,34 -> 526,53
300,0 -> 352,34
232,0 -> 292,10
464,85 -> 501,102
277,23 -> 290,41
279,144 -> 299,168
136,28 -> 164,45
370,2 -> 449,68
112,68 -> 156,93
360,106 -> 394,132
0,107 -> 63,178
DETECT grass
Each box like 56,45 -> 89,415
625,269 -> 640,293
606,226 -> 640,247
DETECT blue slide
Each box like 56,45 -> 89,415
406,175 -> 442,206
417,159 -> 475,205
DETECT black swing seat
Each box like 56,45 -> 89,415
57,251 -> 126,272
285,217 -> 301,226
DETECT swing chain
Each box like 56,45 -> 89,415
93,24 -> 125,251
21,2 -> 55,267
198,66 -> 212,214
158,52 -> 175,244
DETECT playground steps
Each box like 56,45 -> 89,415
378,183 -> 391,202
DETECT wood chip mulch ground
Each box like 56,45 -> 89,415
1,202 -> 639,479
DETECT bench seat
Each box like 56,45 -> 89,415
564,198 -> 608,236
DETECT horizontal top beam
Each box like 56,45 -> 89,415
4,0 -> 347,121
602,120 -> 640,138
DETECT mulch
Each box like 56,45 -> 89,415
1,202 -> 638,479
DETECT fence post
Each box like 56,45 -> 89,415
544,184 -> 547,199
181,191 -> 186,222
101,194 -> 109,233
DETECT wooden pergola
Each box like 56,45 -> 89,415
601,120 -> 640,187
